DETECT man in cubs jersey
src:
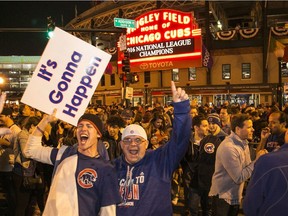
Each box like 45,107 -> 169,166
24,112 -> 120,216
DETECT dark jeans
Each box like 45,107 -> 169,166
13,172 -> 32,216
0,172 -> 16,216
212,196 -> 239,216
13,172 -> 46,216
188,188 -> 213,216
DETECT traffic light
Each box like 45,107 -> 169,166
120,73 -> 133,83
47,16 -> 55,39
131,73 -> 139,83
122,50 -> 130,73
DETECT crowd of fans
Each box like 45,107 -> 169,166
0,98 -> 287,215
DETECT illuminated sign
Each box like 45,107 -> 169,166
118,9 -> 202,72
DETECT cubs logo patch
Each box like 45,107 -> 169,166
204,143 -> 215,154
77,168 -> 97,189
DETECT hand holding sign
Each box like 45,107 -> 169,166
42,108 -> 58,124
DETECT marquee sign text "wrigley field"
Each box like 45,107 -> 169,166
118,9 -> 202,72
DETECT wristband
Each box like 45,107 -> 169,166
36,126 -> 45,134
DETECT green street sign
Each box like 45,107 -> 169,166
114,18 -> 136,29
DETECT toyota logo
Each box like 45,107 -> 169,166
140,63 -> 149,70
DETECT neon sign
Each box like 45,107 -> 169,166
118,9 -> 202,72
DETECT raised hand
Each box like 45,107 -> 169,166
34,109 -> 57,136
43,108 -> 58,123
171,81 -> 189,103
260,127 -> 270,141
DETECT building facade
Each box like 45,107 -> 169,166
1,1 -> 288,107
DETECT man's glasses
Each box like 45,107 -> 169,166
122,138 -> 145,145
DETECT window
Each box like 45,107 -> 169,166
110,74 -> 115,86
12,64 -> 22,69
242,63 -> 251,79
100,75 -> 105,86
22,64 -> 34,71
21,71 -> 30,75
222,64 -> 231,80
2,64 -> 12,69
144,71 -> 150,83
172,68 -> 179,82
188,67 -> 196,81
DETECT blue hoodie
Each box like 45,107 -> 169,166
243,144 -> 288,216
114,100 -> 191,216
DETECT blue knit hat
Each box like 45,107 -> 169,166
77,114 -> 104,137
207,113 -> 221,127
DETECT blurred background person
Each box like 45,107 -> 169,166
120,108 -> 134,126
219,106 -> 231,135
256,111 -> 287,153
190,105 -> 199,118
145,112 -> 170,149
207,113 -> 228,141
181,115 -> 209,216
102,115 -> 125,160
13,116 -> 44,216
0,107 -> 21,216
17,103 -> 32,128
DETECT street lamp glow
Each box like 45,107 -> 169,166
0,77 -> 4,85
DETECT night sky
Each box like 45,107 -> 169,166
0,1 -> 92,56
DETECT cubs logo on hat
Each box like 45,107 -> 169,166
121,124 -> 147,140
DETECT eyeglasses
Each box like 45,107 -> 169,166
122,138 -> 145,145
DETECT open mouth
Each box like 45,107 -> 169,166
80,134 -> 89,142
129,150 -> 139,155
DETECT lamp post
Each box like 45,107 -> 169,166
274,48 -> 285,111
226,82 -> 231,102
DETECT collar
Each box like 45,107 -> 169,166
229,131 -> 248,148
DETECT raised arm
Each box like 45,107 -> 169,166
23,109 -> 58,165
157,81 -> 191,174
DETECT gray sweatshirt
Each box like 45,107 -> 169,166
209,131 -> 255,205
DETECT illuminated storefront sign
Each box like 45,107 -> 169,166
118,9 -> 202,72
